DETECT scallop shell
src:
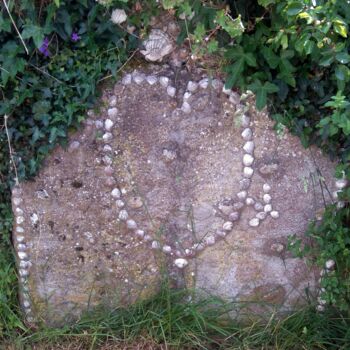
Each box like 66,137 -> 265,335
174,258 -> 188,269
111,9 -> 127,24
249,218 -> 260,227
243,154 -> 254,166
241,128 -> 252,140
243,141 -> 254,154
223,221 -> 233,231
270,211 -> 279,219
243,167 -> 254,178
140,29 -> 174,62
263,194 -> 272,204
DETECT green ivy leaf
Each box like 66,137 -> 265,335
333,19 -> 348,38
21,24 -> 45,48
286,2 -> 304,16
225,57 -> 245,88
258,0 -> 276,7
248,80 -> 279,110
335,52 -> 350,64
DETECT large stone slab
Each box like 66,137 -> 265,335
12,66 -> 338,325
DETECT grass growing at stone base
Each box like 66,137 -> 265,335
3,284 -> 350,349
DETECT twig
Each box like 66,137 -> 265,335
2,0 -> 29,55
4,114 -> 19,186
28,63 -> 64,84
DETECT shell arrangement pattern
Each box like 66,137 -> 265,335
11,70 -> 348,323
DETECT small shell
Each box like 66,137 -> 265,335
256,212 -> 266,220
13,197 -> 22,206
144,234 -> 152,242
140,29 -> 174,62
16,216 -> 24,225
23,300 -> 31,308
270,211 -> 279,219
222,85 -> 231,95
243,141 -> 254,154
102,132 -> 113,142
249,218 -> 260,227
111,9 -> 127,24
316,305 -> 325,312
254,202 -> 264,211
215,229 -> 227,238
16,208 -> 24,215
245,197 -> 255,206
162,245 -> 172,254
167,86 -> 176,97
335,179 -> 348,189
133,73 -> 145,85
174,258 -> 188,269
103,145 -> 112,152
16,227 -> 24,233
229,93 -> 240,105
95,120 -> 103,129
126,219 -> 137,230
122,74 -> 132,85
241,115 -> 250,128
118,209 -> 128,221
107,108 -> 118,118
325,259 -> 335,270
30,213 -> 38,226
109,96 -> 117,107
243,154 -> 254,166
181,101 -> 191,114
19,269 -> 29,277
199,78 -> 208,89
19,260 -> 31,268
187,81 -> 198,92
243,167 -> 254,178
146,75 -> 158,85
104,119 -> 114,131
237,191 -> 247,200
271,243 -> 284,253
151,241 -> 161,250
194,242 -> 206,251
111,188 -> 121,198
239,178 -> 251,190
263,184 -> 271,193
241,128 -> 252,141
223,221 -> 233,231
16,236 -> 25,243
185,248 -> 194,257
229,212 -> 240,221
159,76 -> 169,87
17,244 -> 27,251
183,92 -> 192,100
205,236 -> 216,246
263,194 -> 272,204
264,204 -> 272,212
135,229 -> 145,238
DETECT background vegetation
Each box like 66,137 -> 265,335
0,0 -> 349,348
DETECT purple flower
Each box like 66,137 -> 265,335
71,32 -> 81,42
39,37 -> 50,57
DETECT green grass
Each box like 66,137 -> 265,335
1,280 -> 349,349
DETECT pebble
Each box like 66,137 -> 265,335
254,202 -> 264,211
104,119 -> 114,131
174,258 -> 188,269
183,92 -> 192,100
243,141 -> 254,154
151,241 -> 161,250
95,120 -> 103,129
241,115 -> 250,128
109,96 -> 117,107
245,197 -> 255,206
205,236 -> 216,246
102,133 -> 113,142
181,102 -> 191,114
126,219 -> 137,230
16,236 -> 25,243
222,85 -> 231,95
107,108 -> 118,118
118,209 -> 128,221
199,78 -> 208,89
111,188 -> 121,198
187,81 -> 198,92
233,202 -> 244,210
216,229 -> 227,238
68,141 -> 80,151
325,259 -> 335,270
105,177 -> 115,187
16,216 -> 24,224
159,76 -> 169,87
103,145 -> 112,152
13,198 -> 22,206
19,269 -> 29,277
116,200 -> 125,208
243,167 -> 254,178
122,74 -> 132,85
229,212 -> 240,221
263,194 -> 272,204
162,245 -> 172,253
135,229 -> 145,238
16,227 -> 24,233
237,191 -> 247,200
133,73 -> 145,84
167,86 -> 176,97
241,128 -> 252,140
263,184 -> 271,193
146,75 -> 158,85
243,154 -> 254,166
256,212 -> 266,220
264,204 -> 272,212
239,178 -> 250,190
270,211 -> 279,219
249,218 -> 260,227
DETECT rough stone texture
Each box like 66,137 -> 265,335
12,66 -> 338,326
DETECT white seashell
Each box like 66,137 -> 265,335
121,188 -> 127,195
337,201 -> 345,209
243,141 -> 254,154
126,219 -> 137,230
16,208 -> 24,215
107,107 -> 118,118
167,86 -> 176,97
109,96 -> 117,107
263,183 -> 271,193
30,213 -> 38,226
151,241 -> 161,249
118,209 -> 128,221
20,260 -> 31,268
325,259 -> 335,270
243,154 -> 254,166
243,167 -> 254,178
229,212 -> 240,221
241,128 -> 252,140
216,229 -> 227,238
16,216 -> 24,225
140,29 -> 174,62
122,74 -> 132,85
316,304 -> 325,312
223,221 -> 233,231
102,132 -> 113,142
187,81 -> 198,92
317,297 -> 327,305
95,120 -> 103,129
199,78 -> 208,89
181,101 -> 191,114
241,114 -> 250,128
249,218 -> 260,227
210,79 -> 222,90
144,234 -> 152,242
239,178 -> 250,190
68,141 -> 80,151
12,187 -> 22,196
254,202 -> 264,211
162,245 -> 172,253
263,194 -> 272,204
16,227 -> 24,233
205,236 -> 216,246
332,190 -> 342,200
104,119 -> 114,131
116,200 -> 125,208
222,85 -> 231,95
256,212 -> 266,220
103,145 -> 112,153
183,92 -> 192,100
245,198 -> 254,206
18,252 -> 28,260
111,188 -> 121,198
270,243 -> 284,253
185,248 -> 194,257
13,198 -> 22,206
111,9 -> 127,24
133,73 -> 145,85
19,269 -> 29,277
237,191 -> 247,200
16,236 -> 25,243
17,244 -> 27,251
264,204 -> 272,212
270,211 -> 279,219
335,178 -> 348,189
174,258 -> 188,269
23,300 -> 31,308
146,75 -> 158,85
135,229 -> 145,238
159,76 -> 169,87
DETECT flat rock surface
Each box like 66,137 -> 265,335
12,67 -> 337,325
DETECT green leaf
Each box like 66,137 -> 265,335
261,46 -> 280,69
333,19 -> 348,38
319,53 -> 334,67
215,11 -> 244,38
335,52 -> 350,64
225,58 -> 245,89
248,80 -> 279,110
286,2 -> 304,16
258,0 -> 275,7
21,24 -> 45,48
